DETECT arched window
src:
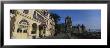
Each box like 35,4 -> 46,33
23,10 -> 29,14
19,19 -> 29,25
32,23 -> 37,28
17,19 -> 29,33
33,11 -> 37,19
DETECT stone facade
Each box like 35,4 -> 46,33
10,9 -> 55,39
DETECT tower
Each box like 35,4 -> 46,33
65,16 -> 73,38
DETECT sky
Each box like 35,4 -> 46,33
48,10 -> 101,29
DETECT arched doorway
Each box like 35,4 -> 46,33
31,23 -> 37,34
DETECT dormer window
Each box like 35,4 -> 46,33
23,10 -> 29,14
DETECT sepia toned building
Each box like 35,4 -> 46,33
10,9 -> 55,39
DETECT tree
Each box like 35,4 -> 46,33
50,13 -> 61,35
50,13 -> 61,24
59,23 -> 65,32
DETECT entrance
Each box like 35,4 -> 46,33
31,23 -> 37,34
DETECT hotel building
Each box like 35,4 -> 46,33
10,9 -> 55,39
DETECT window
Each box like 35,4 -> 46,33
19,19 -> 29,25
18,19 -> 29,33
31,30 -> 36,34
23,30 -> 27,33
23,10 -> 29,14
32,23 -> 37,28
32,36 -> 36,39
33,11 -> 37,19
17,28 -> 22,33
10,10 -> 16,14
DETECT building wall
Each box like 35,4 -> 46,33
10,9 -> 55,39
